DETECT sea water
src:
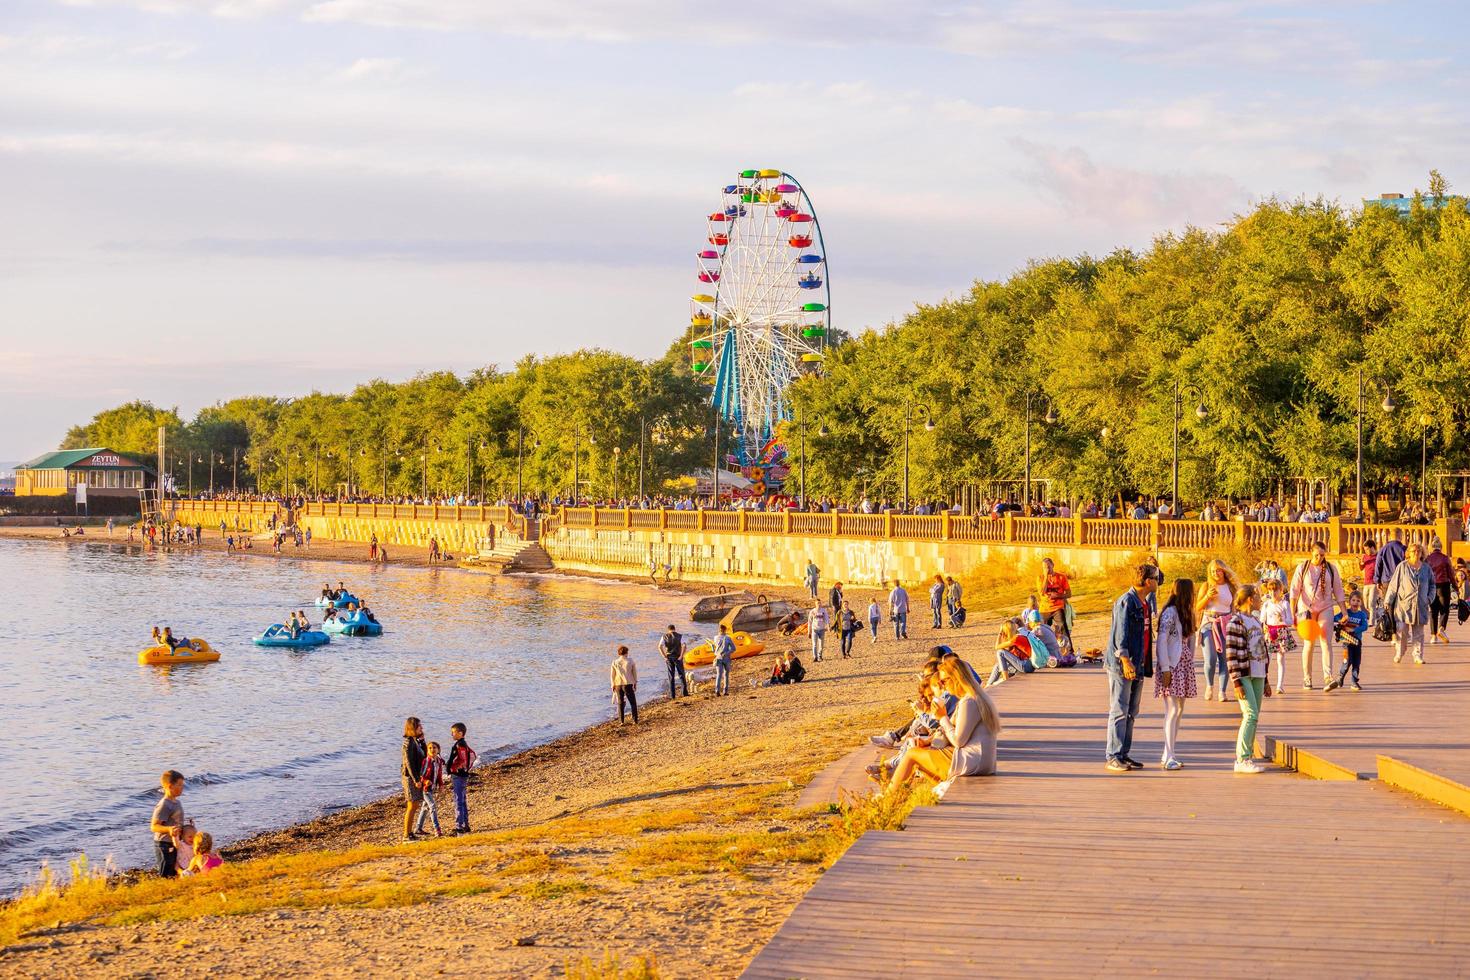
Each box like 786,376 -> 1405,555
0,537 -> 692,894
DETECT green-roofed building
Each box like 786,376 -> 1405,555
15,448 -> 155,497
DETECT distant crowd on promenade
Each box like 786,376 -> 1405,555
174,488 -> 1453,527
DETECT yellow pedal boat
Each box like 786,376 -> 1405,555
683,630 -> 765,668
138,639 -> 220,665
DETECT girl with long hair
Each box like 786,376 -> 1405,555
1155,578 -> 1198,770
886,655 -> 1000,790
1194,559 -> 1240,700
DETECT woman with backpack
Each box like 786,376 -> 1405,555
1385,542 -> 1435,666
1154,577 -> 1198,771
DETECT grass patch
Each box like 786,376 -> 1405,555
566,952 -> 660,979
0,705 -> 919,946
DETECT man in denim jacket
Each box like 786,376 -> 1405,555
1104,563 -> 1160,772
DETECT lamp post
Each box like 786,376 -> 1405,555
208,452 -> 215,495
794,406 -> 828,509
903,401 -> 934,512
420,450 -> 428,501
612,445 -> 621,499
1420,413 -> 1430,512
1023,391 -> 1057,515
712,413 -> 721,506
1355,367 -> 1396,520
571,429 -> 595,503
1172,380 -> 1209,515
313,442 -> 320,498
232,447 -> 238,493
638,417 -> 646,502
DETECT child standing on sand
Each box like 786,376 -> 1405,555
149,770 -> 187,878
416,742 -> 447,837
447,723 -> 477,836
867,599 -> 882,644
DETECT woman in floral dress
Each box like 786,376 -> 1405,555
1154,577 -> 1199,770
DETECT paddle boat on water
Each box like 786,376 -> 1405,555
322,610 -> 383,637
315,592 -> 360,610
138,638 -> 220,666
683,630 -> 765,667
253,624 -> 331,648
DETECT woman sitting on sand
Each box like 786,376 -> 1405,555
884,656 -> 1000,791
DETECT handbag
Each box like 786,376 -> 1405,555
1458,599 -> 1469,625
1373,607 -> 1396,644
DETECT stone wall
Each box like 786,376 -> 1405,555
165,503 -> 495,555
543,525 -> 1138,589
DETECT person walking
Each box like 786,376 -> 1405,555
1359,540 -> 1379,626
1038,557 -> 1073,645
1289,542 -> 1345,689
829,581 -> 844,617
1373,529 -> 1407,597
1225,584 -> 1270,774
929,575 -> 946,629
809,600 -> 831,662
867,597 -> 882,644
838,602 -> 859,658
659,625 -> 689,699
889,580 -> 910,640
1385,543 -> 1435,665
1104,563 -> 1159,773
401,717 -> 428,841
804,560 -> 820,599
1326,593 -> 1370,692
712,624 -> 736,695
610,645 -> 639,724
1154,577 -> 1198,771
1194,559 -> 1239,701
1426,540 -> 1454,644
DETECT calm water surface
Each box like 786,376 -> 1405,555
0,537 -> 692,894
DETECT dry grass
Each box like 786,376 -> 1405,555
0,704 -> 920,948
566,952 -> 661,979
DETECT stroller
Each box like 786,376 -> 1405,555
948,603 -> 967,628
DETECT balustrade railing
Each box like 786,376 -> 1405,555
164,498 -> 1460,559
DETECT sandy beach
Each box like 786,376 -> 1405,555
0,526 -> 1060,977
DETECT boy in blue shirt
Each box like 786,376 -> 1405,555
1327,592 -> 1369,692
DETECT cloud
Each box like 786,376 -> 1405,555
330,56 -> 412,83
1012,138 -> 1248,229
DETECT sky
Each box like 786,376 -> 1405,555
2,0 -> 1467,459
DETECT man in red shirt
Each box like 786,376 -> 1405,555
1038,557 -> 1073,645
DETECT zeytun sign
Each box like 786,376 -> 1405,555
81,453 -> 129,467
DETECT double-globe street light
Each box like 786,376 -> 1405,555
903,401 -> 934,513
794,406 -> 828,508
1171,380 -> 1209,515
1355,367 -> 1396,521
1023,391 -> 1057,515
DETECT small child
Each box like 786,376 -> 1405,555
446,723 -> 477,836
867,599 -> 882,644
1020,595 -> 1043,629
187,831 -> 223,875
1259,579 -> 1295,695
1328,593 -> 1369,693
175,824 -> 198,875
416,742 -> 446,837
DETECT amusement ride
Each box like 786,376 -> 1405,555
687,169 -> 831,498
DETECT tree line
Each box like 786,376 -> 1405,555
63,176 -> 1470,507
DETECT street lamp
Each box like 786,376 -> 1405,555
1420,413 -> 1431,512
1355,367 -> 1396,521
1023,391 -> 1057,515
794,406 -> 828,509
1172,380 -> 1209,515
420,451 -> 428,501
903,401 -> 935,512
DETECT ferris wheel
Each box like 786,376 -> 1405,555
688,169 -> 830,490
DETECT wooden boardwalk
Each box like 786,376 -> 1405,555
747,635 -> 1470,978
